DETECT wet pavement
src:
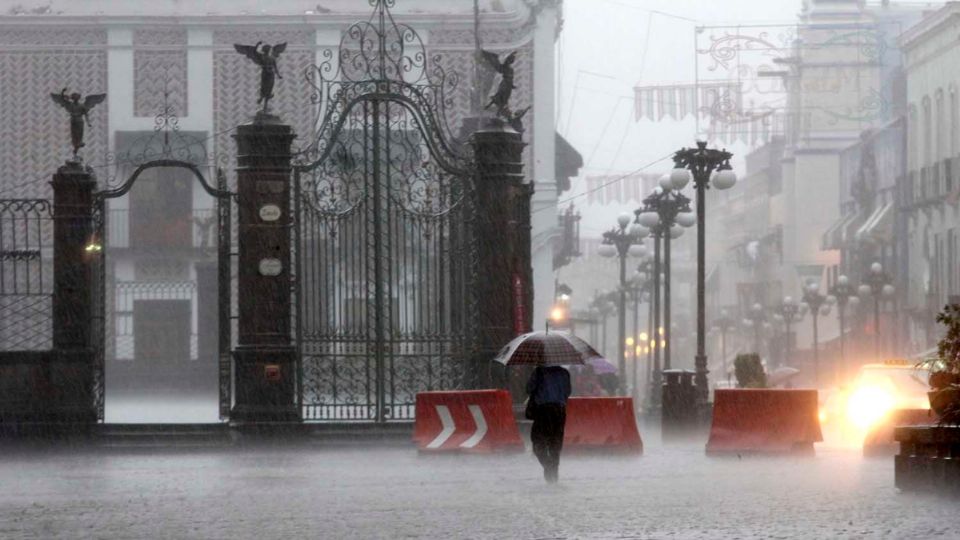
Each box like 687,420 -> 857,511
1,437 -> 957,539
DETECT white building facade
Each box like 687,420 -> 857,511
900,3 -> 960,351
0,0 -> 565,384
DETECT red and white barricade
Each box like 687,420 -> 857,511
413,390 -> 524,453
563,397 -> 643,454
707,389 -> 823,455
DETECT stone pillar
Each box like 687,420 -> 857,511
231,117 -> 299,422
49,161 -> 97,422
470,119 -> 529,391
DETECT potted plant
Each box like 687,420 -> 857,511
926,304 -> 960,425
734,353 -> 767,389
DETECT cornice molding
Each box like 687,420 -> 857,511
898,3 -> 960,52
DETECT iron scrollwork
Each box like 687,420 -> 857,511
295,0 -> 478,422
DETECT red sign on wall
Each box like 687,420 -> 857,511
513,273 -> 525,336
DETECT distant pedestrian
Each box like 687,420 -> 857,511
526,365 -> 571,483
573,365 -> 606,397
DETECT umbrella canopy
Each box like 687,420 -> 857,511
573,356 -> 618,375
767,366 -> 801,387
493,331 -> 600,366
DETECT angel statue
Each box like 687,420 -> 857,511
233,41 -> 287,113
508,106 -> 531,134
50,88 -> 106,158
480,49 -> 517,120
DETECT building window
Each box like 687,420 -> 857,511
937,90 -> 945,162
908,104 -> 918,173
923,96 -> 933,168
951,87 -> 958,157
129,167 -> 193,249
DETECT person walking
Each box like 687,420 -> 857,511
526,365 -> 571,483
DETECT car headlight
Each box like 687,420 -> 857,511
846,386 -> 895,430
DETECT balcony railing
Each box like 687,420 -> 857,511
106,208 -> 216,250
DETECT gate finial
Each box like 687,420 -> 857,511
234,41 -> 288,119
480,50 -> 521,125
50,88 -> 106,160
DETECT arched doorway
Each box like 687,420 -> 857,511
93,150 -> 233,423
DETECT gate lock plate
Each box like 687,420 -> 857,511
264,364 -> 281,381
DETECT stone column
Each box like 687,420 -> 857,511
49,161 -> 97,422
470,120 -> 529,390
231,117 -> 299,422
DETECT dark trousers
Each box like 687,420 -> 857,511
531,403 -> 566,478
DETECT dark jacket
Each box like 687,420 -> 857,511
526,366 -> 572,406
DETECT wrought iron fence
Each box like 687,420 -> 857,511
0,199 -> 54,351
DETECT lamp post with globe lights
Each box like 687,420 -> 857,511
671,142 -> 736,402
772,296 -> 805,368
635,179 -> 695,374
801,281 -> 835,386
598,213 -> 649,395
829,274 -> 860,371
858,262 -> 895,357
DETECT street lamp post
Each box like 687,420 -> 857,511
829,274 -> 859,374
801,281 -> 834,386
672,141 -> 736,403
858,262 -> 895,357
598,214 -> 649,395
636,182 -> 694,371
630,261 -> 654,405
772,296 -> 805,369
636,183 -> 694,409
712,309 -> 737,384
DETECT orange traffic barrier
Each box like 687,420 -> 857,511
863,408 -> 934,456
563,397 -> 643,454
413,390 -> 524,453
706,389 -> 822,455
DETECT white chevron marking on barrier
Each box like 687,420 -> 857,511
459,405 -> 489,448
426,405 -> 455,449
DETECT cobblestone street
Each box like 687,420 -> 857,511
1,439 -> 957,539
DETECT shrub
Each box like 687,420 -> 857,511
927,304 -> 960,426
734,354 -> 767,389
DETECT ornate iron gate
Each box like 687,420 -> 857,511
295,0 -> 478,422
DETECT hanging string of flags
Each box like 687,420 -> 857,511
634,81 -> 795,145
705,110 -> 790,147
584,173 -> 661,206
633,81 -> 741,122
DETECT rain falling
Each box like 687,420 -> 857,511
0,0 -> 958,538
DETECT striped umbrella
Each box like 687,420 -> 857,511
492,331 -> 600,366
